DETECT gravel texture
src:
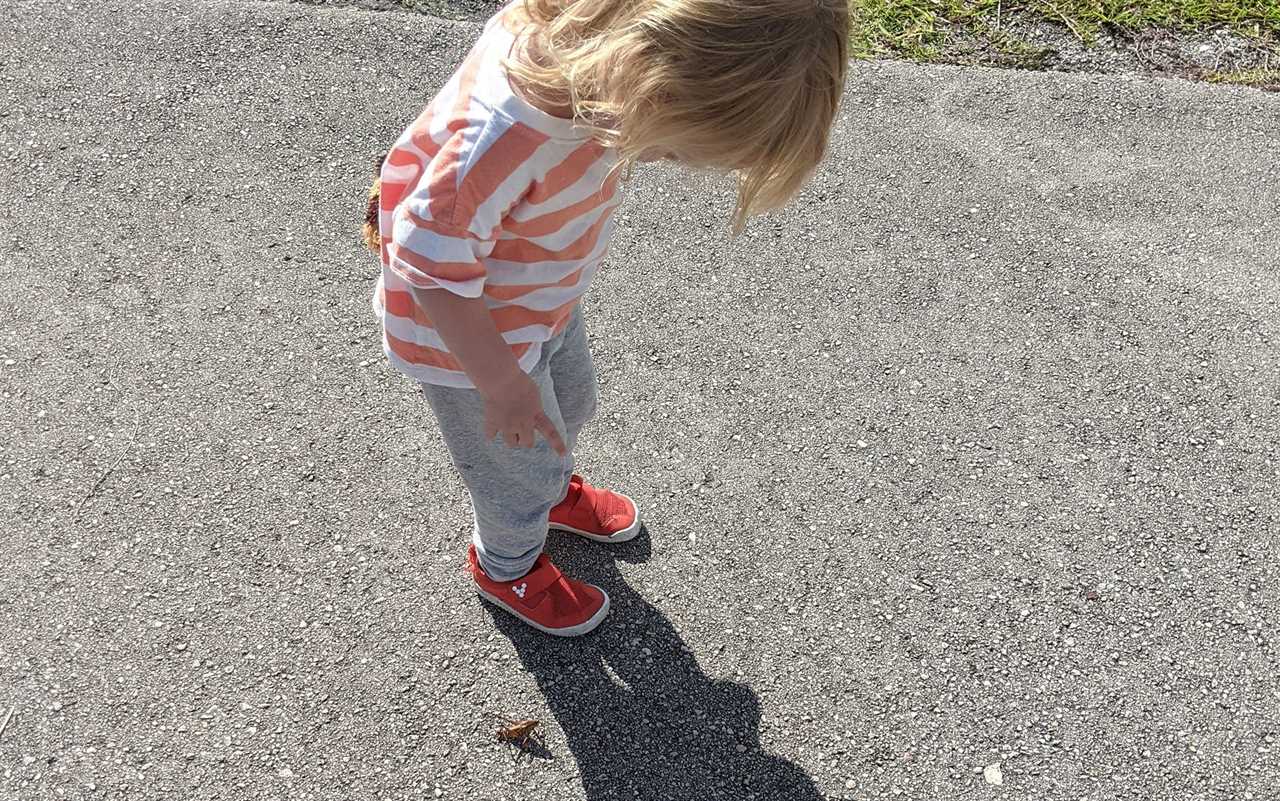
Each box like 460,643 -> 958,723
993,12 -> 1279,82
279,0 -> 503,21
2,1 -> 1279,799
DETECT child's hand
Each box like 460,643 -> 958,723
406,287 -> 569,456
481,371 -> 567,456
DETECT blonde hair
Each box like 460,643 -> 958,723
506,0 -> 849,231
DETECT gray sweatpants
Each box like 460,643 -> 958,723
421,307 -> 598,582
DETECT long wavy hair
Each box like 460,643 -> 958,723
505,0 -> 849,231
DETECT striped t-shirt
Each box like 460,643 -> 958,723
371,6 -> 623,388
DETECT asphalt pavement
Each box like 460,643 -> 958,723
2,0 -> 1279,799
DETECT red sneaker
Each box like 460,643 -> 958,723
548,475 -> 642,543
468,545 -> 609,637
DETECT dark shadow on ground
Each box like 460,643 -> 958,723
489,527 -> 822,801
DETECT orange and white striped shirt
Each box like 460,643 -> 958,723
372,6 -> 624,388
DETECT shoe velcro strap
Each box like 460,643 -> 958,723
520,559 -> 565,598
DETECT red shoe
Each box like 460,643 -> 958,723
468,545 -> 609,637
549,475 -> 642,543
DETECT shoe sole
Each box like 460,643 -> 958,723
475,585 -> 611,637
549,493 -> 643,543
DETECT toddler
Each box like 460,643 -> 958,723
370,0 -> 848,635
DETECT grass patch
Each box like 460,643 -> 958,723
850,0 -> 1280,86
1043,0 -> 1280,38
1206,66 -> 1280,88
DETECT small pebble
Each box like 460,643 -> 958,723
984,762 -> 1003,786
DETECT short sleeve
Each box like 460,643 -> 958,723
385,118 -> 545,298
387,201 -> 491,298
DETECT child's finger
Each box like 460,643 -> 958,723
496,424 -> 522,450
536,414 -> 567,456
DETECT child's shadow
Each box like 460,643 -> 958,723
489,527 -> 823,801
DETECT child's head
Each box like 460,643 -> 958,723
509,0 -> 849,230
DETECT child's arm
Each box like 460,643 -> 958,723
410,286 -> 567,456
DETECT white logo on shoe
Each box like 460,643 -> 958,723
512,582 -> 527,598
